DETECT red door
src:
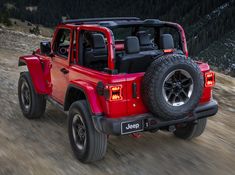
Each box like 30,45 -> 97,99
51,28 -> 72,104
51,57 -> 69,104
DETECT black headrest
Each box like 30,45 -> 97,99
91,34 -> 106,49
160,34 -> 174,49
136,31 -> 152,46
125,36 -> 140,54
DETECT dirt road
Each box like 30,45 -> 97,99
0,28 -> 235,175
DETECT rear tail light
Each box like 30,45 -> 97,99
205,71 -> 215,87
104,85 -> 123,101
163,49 -> 174,53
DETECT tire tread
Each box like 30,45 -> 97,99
142,54 -> 204,120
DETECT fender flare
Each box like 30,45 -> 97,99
18,55 -> 51,94
64,81 -> 103,115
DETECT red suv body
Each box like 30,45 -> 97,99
18,17 -> 218,162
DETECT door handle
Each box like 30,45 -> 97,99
60,68 -> 69,74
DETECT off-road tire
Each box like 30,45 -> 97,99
18,72 -> 46,119
68,100 -> 107,163
142,54 -> 204,120
174,118 -> 207,140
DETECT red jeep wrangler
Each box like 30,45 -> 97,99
18,17 -> 218,163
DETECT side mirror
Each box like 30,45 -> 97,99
40,41 -> 51,55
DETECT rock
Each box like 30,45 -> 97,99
229,64 -> 235,77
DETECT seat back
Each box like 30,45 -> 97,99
117,36 -> 151,73
136,31 -> 155,51
84,33 -> 108,71
116,36 -> 164,73
125,36 -> 140,54
160,34 -> 174,49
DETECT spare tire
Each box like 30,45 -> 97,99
142,54 -> 204,121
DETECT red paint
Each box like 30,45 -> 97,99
19,55 -> 52,94
18,22 -> 215,118
68,64 -> 128,117
115,43 -> 124,51
200,87 -> 212,103
70,79 -> 103,114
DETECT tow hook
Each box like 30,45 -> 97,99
131,133 -> 142,138
168,125 -> 176,132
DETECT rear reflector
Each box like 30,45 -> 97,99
205,71 -> 215,87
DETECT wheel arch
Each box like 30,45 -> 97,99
64,83 -> 103,115
18,55 -> 52,94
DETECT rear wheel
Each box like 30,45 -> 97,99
18,72 -> 46,119
68,100 -> 107,163
174,118 -> 207,140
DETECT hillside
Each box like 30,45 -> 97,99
196,30 -> 235,74
0,0 -> 235,73
0,0 -> 234,54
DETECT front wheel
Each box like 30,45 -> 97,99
18,72 -> 46,119
174,118 -> 207,140
68,100 -> 107,163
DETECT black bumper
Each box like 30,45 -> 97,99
92,100 -> 218,135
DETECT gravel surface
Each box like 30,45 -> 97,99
0,28 -> 235,175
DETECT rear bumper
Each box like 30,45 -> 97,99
92,99 -> 218,135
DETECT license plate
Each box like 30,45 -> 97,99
121,120 -> 144,134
